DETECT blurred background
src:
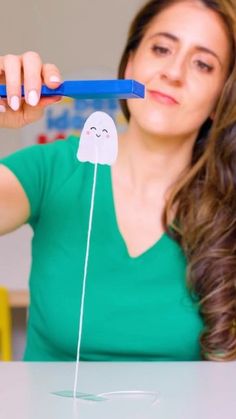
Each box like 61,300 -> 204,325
0,0 -> 144,359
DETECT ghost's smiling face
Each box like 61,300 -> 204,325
86,125 -> 110,140
77,111 -> 118,165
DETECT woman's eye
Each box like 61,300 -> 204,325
151,45 -> 170,55
195,60 -> 214,73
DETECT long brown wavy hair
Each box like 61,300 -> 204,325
118,0 -> 236,361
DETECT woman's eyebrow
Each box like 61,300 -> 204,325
149,32 -> 222,67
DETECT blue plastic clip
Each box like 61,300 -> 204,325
0,80 -> 145,100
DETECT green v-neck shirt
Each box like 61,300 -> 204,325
1,135 -> 204,361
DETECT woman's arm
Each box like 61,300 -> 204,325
0,51 -> 62,235
0,165 -> 29,235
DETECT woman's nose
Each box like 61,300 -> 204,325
159,54 -> 186,84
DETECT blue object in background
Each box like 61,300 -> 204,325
0,80 -> 145,100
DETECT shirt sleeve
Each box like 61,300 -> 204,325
0,144 -> 52,225
0,136 -> 79,226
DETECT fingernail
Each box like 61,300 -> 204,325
28,90 -> 39,106
0,104 -> 6,113
49,75 -> 60,83
10,96 -> 20,111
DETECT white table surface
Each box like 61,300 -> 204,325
0,361 -> 235,419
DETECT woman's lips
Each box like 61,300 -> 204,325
148,90 -> 179,105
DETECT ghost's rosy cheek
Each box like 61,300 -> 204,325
86,130 -> 90,136
106,134 -> 110,139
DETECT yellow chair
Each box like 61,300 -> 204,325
0,287 -> 12,360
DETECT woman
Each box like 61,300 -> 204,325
0,0 -> 235,362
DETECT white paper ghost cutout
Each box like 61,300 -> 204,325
77,111 -> 118,165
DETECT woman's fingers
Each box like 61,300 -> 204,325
42,63 -> 62,87
38,95 -> 62,107
22,51 -> 42,107
21,101 -> 44,125
0,53 -> 62,109
0,97 -> 7,113
0,52 -> 62,129
0,56 -> 6,81
3,55 -> 22,111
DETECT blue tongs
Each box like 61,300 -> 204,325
0,80 -> 145,100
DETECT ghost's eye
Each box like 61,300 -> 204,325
90,127 -> 97,131
102,129 -> 108,133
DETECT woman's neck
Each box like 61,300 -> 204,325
114,118 -> 197,198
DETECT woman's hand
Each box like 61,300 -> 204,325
0,51 -> 62,128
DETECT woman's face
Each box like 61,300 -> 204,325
125,0 -> 231,140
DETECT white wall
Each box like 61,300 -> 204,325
0,0 -> 144,359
